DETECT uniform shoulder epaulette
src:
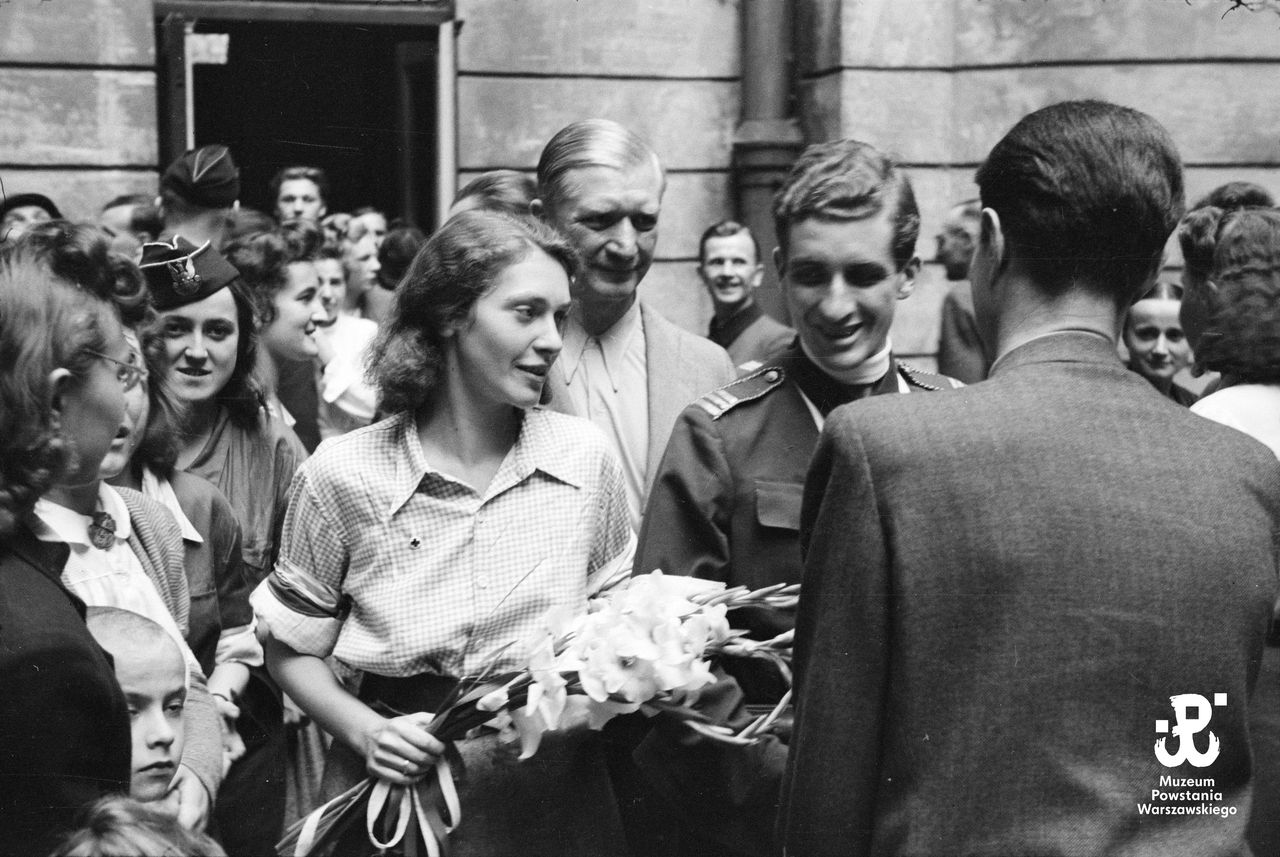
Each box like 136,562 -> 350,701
695,366 -> 787,420
896,361 -> 965,392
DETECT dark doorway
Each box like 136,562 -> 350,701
169,18 -> 437,229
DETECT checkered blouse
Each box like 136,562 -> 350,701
252,409 -> 635,678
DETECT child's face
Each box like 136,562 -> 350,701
116,644 -> 187,802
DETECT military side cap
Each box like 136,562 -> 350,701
139,235 -> 240,310
161,144 -> 240,208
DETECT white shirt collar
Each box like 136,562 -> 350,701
142,468 -> 204,544
33,483 -> 133,547
559,300 -> 643,391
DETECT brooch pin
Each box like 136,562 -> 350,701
88,510 -> 117,550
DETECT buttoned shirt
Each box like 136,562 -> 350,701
556,301 -> 648,529
252,409 -> 635,680
33,484 -> 196,681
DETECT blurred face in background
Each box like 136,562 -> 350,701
2,205 -> 53,242
1124,296 -> 1191,384
261,262 -> 325,361
315,257 -> 348,323
275,178 -> 326,222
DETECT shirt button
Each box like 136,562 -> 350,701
476,575 -> 489,589
764,369 -> 781,383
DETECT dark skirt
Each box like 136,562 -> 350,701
318,672 -> 629,857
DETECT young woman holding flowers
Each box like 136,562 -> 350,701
254,209 -> 636,855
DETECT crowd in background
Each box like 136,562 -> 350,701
1,100 -> 1279,857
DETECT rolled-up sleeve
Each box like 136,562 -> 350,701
250,469 -> 350,657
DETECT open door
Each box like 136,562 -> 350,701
155,2 -> 451,230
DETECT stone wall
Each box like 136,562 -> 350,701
0,0 -> 159,221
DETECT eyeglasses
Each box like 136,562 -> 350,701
84,349 -> 149,392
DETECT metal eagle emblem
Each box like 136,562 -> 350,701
167,257 -> 203,296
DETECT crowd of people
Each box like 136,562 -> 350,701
1,99 -> 1279,857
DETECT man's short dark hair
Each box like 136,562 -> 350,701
975,100 -> 1184,304
268,165 -> 331,207
771,139 -> 919,270
698,220 -> 760,265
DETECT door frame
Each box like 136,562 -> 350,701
153,0 -> 456,226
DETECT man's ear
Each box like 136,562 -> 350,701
979,207 -> 1005,273
748,262 -> 765,290
896,257 -> 921,300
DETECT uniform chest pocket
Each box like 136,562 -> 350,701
754,480 -> 803,531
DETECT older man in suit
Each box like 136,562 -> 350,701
532,119 -> 735,530
781,100 -> 1280,856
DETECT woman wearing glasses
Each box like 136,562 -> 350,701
4,222 -> 225,835
139,234 -> 306,854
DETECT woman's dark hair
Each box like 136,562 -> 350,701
377,226 -> 427,291
1183,207 -> 1280,384
368,210 -> 577,414
0,234 -> 118,535
124,321 -> 186,479
1132,280 -> 1183,304
224,219 -> 322,327
18,220 -> 148,326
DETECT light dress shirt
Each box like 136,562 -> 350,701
33,483 -> 196,681
140,467 -> 263,669
1192,383 -> 1280,460
556,300 -> 648,529
252,408 -> 636,682
318,313 -> 379,440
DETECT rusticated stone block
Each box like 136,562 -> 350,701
956,0 -> 1280,66
457,0 -> 740,78
458,76 -> 737,171
0,69 -> 157,166
953,65 -> 1280,165
0,0 -> 152,66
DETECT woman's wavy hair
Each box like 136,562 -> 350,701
51,795 -> 226,857
368,209 -> 578,415
224,218 -> 323,328
1180,206 -> 1280,384
0,225 -> 120,536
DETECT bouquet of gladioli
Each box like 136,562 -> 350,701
277,571 -> 797,857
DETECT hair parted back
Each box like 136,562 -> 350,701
453,170 -> 538,217
1132,279 -> 1184,304
0,227 -> 121,535
698,220 -> 760,264
1177,206 -> 1280,383
771,139 -> 920,269
367,209 -> 578,415
268,165 -> 331,207
536,119 -> 664,208
975,100 -> 1184,303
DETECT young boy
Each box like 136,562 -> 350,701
86,608 -> 188,808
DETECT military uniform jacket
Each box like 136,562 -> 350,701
635,348 -> 957,700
